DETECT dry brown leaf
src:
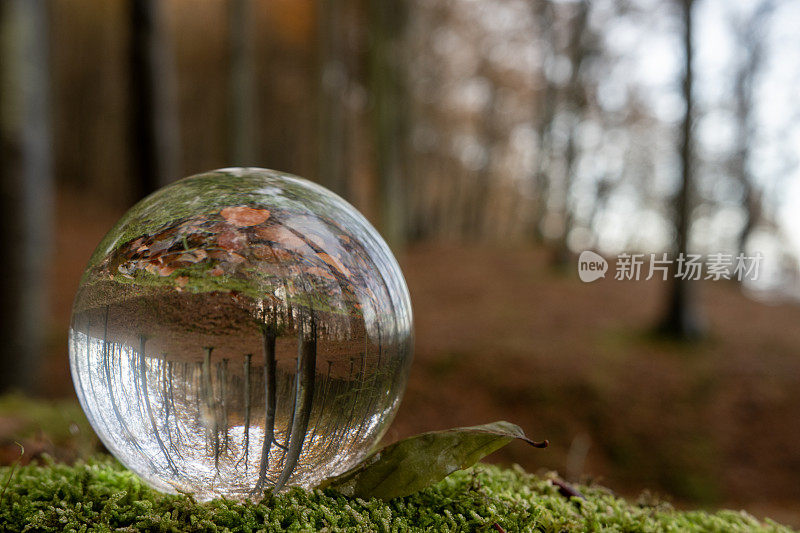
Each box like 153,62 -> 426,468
158,264 -> 177,276
306,266 -> 335,280
271,248 -> 294,262
217,230 -> 247,251
251,245 -> 272,260
318,252 -> 353,278
255,226 -> 308,251
227,252 -> 246,264
149,238 -> 176,254
208,250 -> 229,261
220,205 -> 270,227
308,233 -> 326,248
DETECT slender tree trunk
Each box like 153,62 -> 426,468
554,0 -> 589,266
530,0 -> 556,244
554,125 -> 577,265
317,0 -> 350,198
470,59 -> 499,239
732,56 -> 753,259
228,0 -> 256,166
0,0 -> 53,393
129,0 -> 181,198
369,0 -> 409,249
274,311 -> 316,492
659,0 -> 705,339
240,353 -> 252,470
254,320 -> 277,495
732,1 -> 772,258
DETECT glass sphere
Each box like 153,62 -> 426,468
69,168 -> 414,500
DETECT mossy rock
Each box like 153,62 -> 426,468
0,459 -> 793,532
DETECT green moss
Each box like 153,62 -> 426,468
109,261 -> 275,302
0,459 -> 793,532
118,268 -> 344,314
0,397 -> 793,531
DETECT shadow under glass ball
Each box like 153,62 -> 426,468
69,168 -> 414,501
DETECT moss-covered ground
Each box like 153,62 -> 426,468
1,378 -> 797,531
1,458 -> 794,532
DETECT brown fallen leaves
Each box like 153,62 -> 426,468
318,252 -> 353,278
220,206 -> 271,227
254,225 -> 308,252
217,229 -> 248,251
103,203 -> 379,312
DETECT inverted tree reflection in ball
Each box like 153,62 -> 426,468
69,168 -> 413,501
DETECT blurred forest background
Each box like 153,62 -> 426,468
2,0 -> 800,525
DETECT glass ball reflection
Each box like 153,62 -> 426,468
69,168 -> 413,500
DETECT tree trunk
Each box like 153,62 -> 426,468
129,0 -> 181,198
530,0 -> 556,244
228,0 -> 256,166
317,0 -> 351,198
732,1 -> 773,258
274,311 -> 316,492
659,0 -> 705,340
0,0 -> 54,393
369,0 -> 409,249
554,0 -> 589,266
470,59 -> 499,239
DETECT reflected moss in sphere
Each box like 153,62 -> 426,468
68,168 -> 414,501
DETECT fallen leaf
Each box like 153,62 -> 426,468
148,237 -> 177,254
317,421 -> 547,500
220,205 -> 270,227
271,248 -> 294,262
158,264 -> 177,276
208,250 -> 229,261
255,226 -> 308,251
227,252 -> 246,264
318,252 -> 353,278
130,237 -> 145,252
175,276 -> 188,287
308,233 -> 326,248
175,249 -> 208,262
251,244 -> 273,260
217,230 -> 247,251
306,266 -> 335,280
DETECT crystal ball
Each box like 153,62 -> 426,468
69,168 -> 414,500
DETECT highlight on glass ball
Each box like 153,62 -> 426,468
69,168 -> 414,501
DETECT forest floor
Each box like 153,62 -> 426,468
31,190 -> 800,527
